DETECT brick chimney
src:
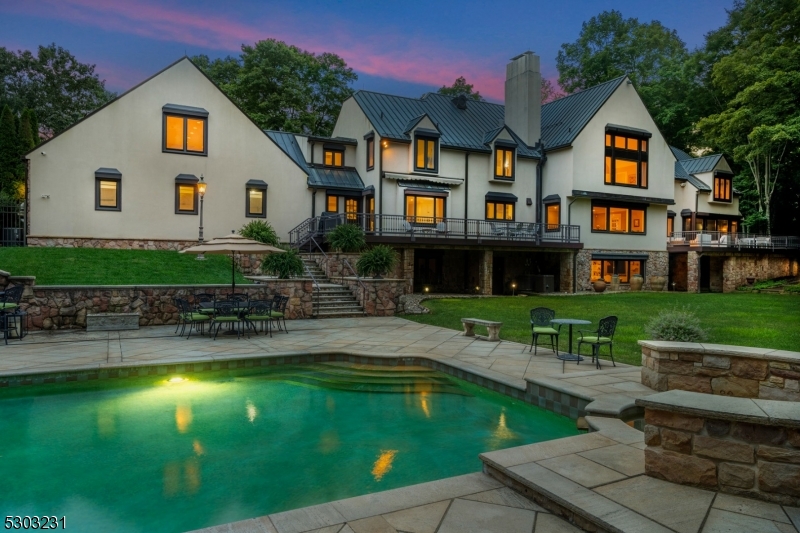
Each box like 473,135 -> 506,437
504,51 -> 541,147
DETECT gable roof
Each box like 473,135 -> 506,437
351,91 -> 540,158
670,146 -> 692,161
678,154 -> 722,175
669,146 -> 721,192
265,130 -> 310,174
540,76 -> 627,150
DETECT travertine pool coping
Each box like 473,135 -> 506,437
638,340 -> 800,363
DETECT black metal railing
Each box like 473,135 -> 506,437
668,231 -> 800,250
289,213 -> 581,247
0,200 -> 25,247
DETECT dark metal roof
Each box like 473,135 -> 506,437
592,252 -> 650,260
571,189 -> 675,205
398,180 -> 450,190
351,91 -> 539,158
486,192 -> 518,202
541,76 -> 626,150
265,131 -> 310,174
606,123 -> 652,138
542,194 -> 561,203
95,168 -> 121,179
307,164 -> 365,191
246,179 -> 268,189
679,154 -> 722,175
175,174 -> 199,183
667,210 -> 676,216
162,103 -> 209,117
306,135 -> 358,146
670,146 -> 692,161
686,174 -> 713,192
674,160 -> 691,180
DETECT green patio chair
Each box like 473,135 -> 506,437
211,303 -> 246,340
245,300 -> 273,337
269,295 -> 289,333
577,315 -> 618,369
0,285 -> 23,313
175,298 -> 210,338
530,307 -> 561,355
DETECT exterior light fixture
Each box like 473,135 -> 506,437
424,286 -> 430,293
511,282 -> 516,296
382,140 -> 388,148
168,377 -> 185,383
197,174 -> 207,260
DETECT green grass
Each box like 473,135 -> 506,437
403,293 -> 800,366
0,248 -> 249,286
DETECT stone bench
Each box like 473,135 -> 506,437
636,389 -> 800,506
461,318 -> 502,342
86,313 -> 140,332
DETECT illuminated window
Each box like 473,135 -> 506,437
667,216 -> 674,237
345,197 -> 359,222
326,195 -> 338,213
163,110 -> 207,155
604,131 -> 648,188
95,174 -> 121,211
495,147 -> 514,179
324,149 -> 344,167
545,203 -> 560,231
366,137 -> 375,170
713,175 -> 732,202
406,194 -> 445,224
415,136 -> 438,172
245,181 -> 267,218
591,202 -> 646,234
590,259 -> 644,283
486,201 -> 514,221
175,183 -> 197,214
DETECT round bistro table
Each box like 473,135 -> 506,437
550,318 -> 591,370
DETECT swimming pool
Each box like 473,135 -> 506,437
0,363 -> 578,532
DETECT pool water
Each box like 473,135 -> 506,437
0,364 -> 578,532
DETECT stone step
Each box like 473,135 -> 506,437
316,310 -> 366,317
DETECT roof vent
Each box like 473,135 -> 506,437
453,94 -> 468,110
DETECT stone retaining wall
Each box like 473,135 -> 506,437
343,278 -> 406,317
639,340 -> 800,401
638,390 -> 800,506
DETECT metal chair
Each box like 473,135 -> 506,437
244,299 -> 273,337
211,303 -> 246,340
175,298 -> 210,338
529,307 -> 560,355
0,285 -> 24,314
577,316 -> 618,369
269,295 -> 290,333
194,293 -> 215,310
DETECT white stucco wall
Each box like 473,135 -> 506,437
28,59 -> 309,243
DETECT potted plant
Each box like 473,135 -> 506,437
630,273 -> 644,291
356,245 -> 398,279
326,224 -> 365,253
746,276 -> 756,285
610,274 -> 620,292
592,278 -> 607,293
261,247 -> 304,279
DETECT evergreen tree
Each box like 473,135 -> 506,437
0,105 -> 19,194
28,109 -> 39,145
18,109 -> 35,154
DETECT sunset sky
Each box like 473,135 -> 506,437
1,0 -> 733,101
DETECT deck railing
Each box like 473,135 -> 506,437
289,213 -> 581,247
668,231 -> 800,250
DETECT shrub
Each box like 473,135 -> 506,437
356,245 -> 398,278
239,220 -> 279,246
261,247 -> 304,279
326,223 -> 365,252
785,285 -> 800,294
644,306 -> 708,342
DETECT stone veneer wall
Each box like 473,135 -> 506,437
639,390 -> 800,506
18,282 -> 316,330
721,253 -> 798,293
343,278 -> 407,316
558,252 -> 574,292
575,249 -> 669,292
640,340 -> 800,402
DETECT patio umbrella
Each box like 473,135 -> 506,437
180,231 -> 285,292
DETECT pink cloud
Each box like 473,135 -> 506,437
5,0 -> 506,100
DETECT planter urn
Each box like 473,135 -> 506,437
649,275 -> 667,292
630,274 -> 644,291
592,279 -> 607,293
610,274 -> 620,292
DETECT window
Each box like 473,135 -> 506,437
546,203 -> 560,231
366,137 -> 375,170
415,136 -> 438,172
95,178 -> 121,211
494,147 -> 514,179
175,184 -> 198,214
590,259 -> 644,283
486,201 -> 514,221
345,198 -> 359,222
667,216 -> 674,237
406,195 -> 445,224
713,175 -> 732,202
693,216 -> 740,234
324,149 -> 344,167
164,114 -> 207,155
604,132 -> 648,188
591,202 -> 646,234
326,195 -> 338,213
245,181 -> 267,218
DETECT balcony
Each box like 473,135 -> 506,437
668,231 -> 800,251
290,213 -> 582,249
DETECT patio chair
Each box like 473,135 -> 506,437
489,222 -> 506,238
0,285 -> 24,314
577,315 -> 618,369
211,302 -> 246,340
244,299 -> 273,337
402,221 -> 414,234
269,295 -> 290,333
529,307 -> 561,355
194,293 -> 215,311
175,298 -> 210,338
435,221 -> 447,236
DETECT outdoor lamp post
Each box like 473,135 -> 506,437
197,174 -> 207,261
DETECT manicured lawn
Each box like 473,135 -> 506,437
0,248 -> 248,285
403,293 -> 800,366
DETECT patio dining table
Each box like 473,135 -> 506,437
550,318 -> 590,371
196,301 -> 251,336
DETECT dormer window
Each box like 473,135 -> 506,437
414,135 -> 438,173
494,146 -> 515,180
604,126 -> 649,188
713,174 -> 732,202
324,148 -> 344,167
162,104 -> 208,156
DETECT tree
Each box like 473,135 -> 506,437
18,109 -> 35,154
0,44 -> 114,137
541,79 -> 564,104
437,76 -> 484,101
0,105 -> 19,194
193,39 -> 357,136
555,11 -> 703,150
697,0 -> 800,233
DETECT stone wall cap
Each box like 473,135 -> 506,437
525,376 -> 596,402
638,340 -> 800,361
638,340 -> 705,353
343,277 -> 406,282
0,270 -> 9,277
33,284 -> 267,290
636,390 -> 800,428
9,276 -> 36,281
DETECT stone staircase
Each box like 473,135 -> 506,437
301,257 -> 365,318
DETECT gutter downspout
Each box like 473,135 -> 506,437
567,197 -> 579,294
535,141 -> 547,225
379,138 -> 384,217
693,191 -> 699,232
311,188 -> 316,218
464,153 -> 469,221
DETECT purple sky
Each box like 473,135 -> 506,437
1,0 -> 733,102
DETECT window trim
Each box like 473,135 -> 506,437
604,131 -> 648,189
590,259 -> 645,284
485,201 -> 516,221
590,201 -> 648,235
366,136 -> 375,170
414,135 -> 439,173
494,146 -> 515,181
326,194 -> 339,213
245,181 -> 268,218
405,193 -> 446,224
323,148 -> 345,168
545,201 -> 560,231
162,113 -> 208,156
712,173 -> 733,203
175,182 -> 199,215
95,176 -> 121,211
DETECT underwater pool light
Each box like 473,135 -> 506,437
168,377 -> 186,383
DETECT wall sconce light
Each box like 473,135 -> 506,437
680,182 -> 686,188
424,286 -> 430,293
41,194 -> 50,199
526,198 -> 533,206
475,286 -> 480,292
381,140 -> 389,148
